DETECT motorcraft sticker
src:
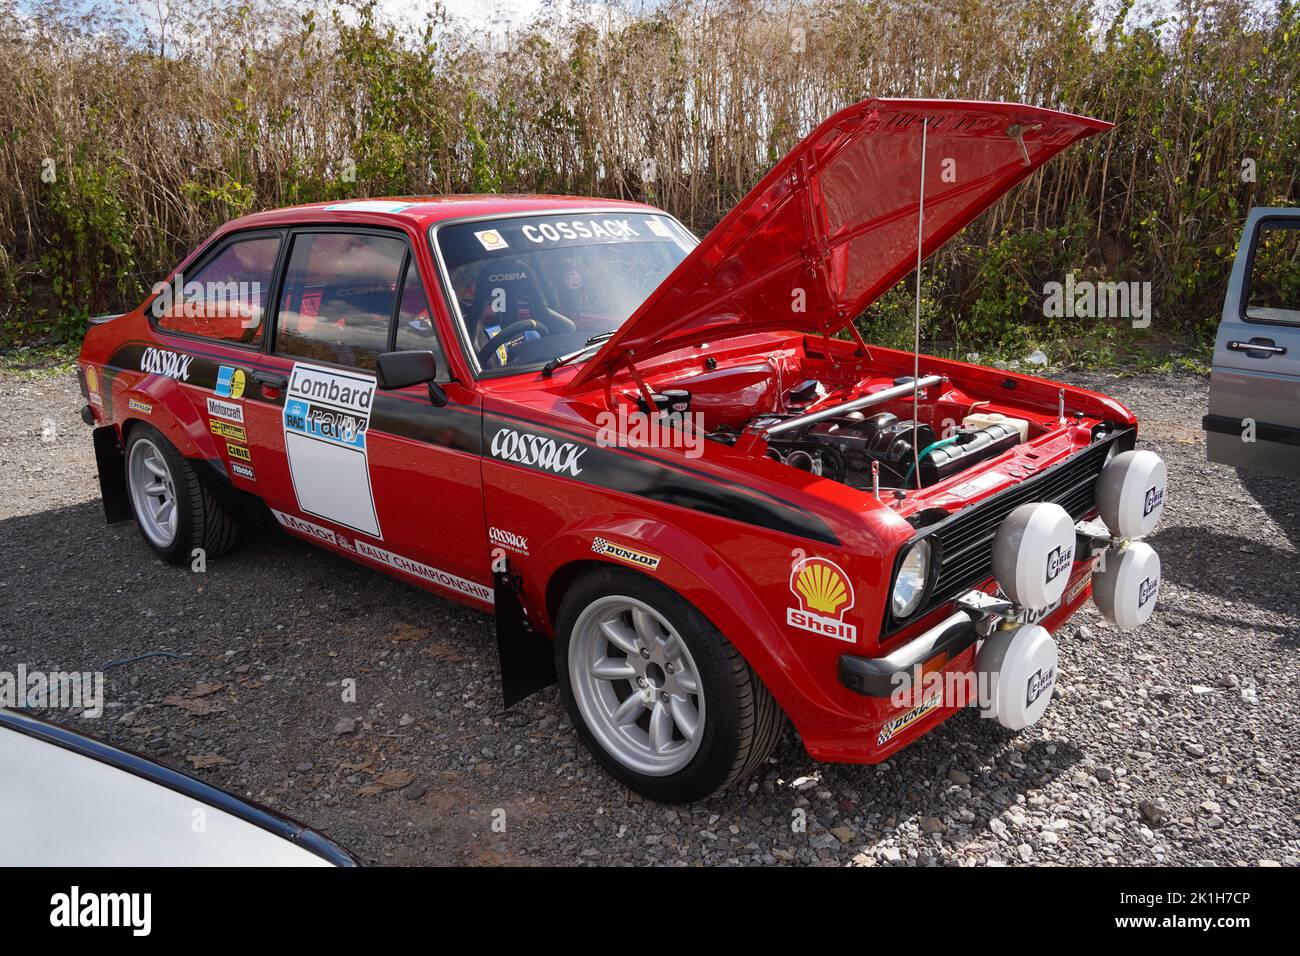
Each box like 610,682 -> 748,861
877,694 -> 941,746
351,539 -> 494,604
591,537 -> 660,571
283,362 -> 381,538
207,396 -> 244,424
209,419 -> 247,443
787,556 -> 857,643
271,509 -> 337,545
215,365 -> 246,399
139,346 -> 193,381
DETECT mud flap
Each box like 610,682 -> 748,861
93,426 -> 132,524
494,567 -> 556,708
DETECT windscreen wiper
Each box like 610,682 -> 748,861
541,331 -> 618,377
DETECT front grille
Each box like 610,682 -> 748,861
884,428 -> 1134,634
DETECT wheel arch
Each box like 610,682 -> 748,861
532,520 -> 839,738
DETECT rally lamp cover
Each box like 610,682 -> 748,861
975,623 -> 1059,730
1095,449 -> 1167,539
1092,540 -> 1161,629
991,502 -> 1077,610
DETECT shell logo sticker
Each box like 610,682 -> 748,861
786,557 -> 857,643
474,229 -> 509,251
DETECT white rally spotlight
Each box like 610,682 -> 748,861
1095,449 -> 1167,539
992,502 -> 1076,610
1092,540 -> 1161,629
975,623 -> 1059,730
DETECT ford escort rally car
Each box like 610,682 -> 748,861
76,99 -> 1168,801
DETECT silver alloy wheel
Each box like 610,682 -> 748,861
128,437 -> 179,548
569,594 -> 705,776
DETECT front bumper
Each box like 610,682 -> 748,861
837,610 -> 977,697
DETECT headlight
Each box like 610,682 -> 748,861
892,539 -> 932,618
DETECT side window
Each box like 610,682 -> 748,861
393,265 -> 446,375
1245,221 -> 1300,326
276,232 -> 406,370
155,235 -> 280,345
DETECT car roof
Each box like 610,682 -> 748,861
221,195 -> 661,233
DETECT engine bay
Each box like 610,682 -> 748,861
618,346 -> 1077,493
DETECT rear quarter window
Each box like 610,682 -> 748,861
154,235 -> 281,345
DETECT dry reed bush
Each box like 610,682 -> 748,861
0,0 -> 1296,358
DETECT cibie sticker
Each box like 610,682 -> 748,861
474,229 -> 509,251
207,396 -> 244,424
786,556 -> 857,643
215,365 -> 246,399
591,537 -> 660,571
877,694 -> 941,746
283,363 -> 381,538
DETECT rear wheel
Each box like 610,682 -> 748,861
555,566 -> 784,802
125,424 -> 237,565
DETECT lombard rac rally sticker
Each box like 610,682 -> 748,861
877,694 -> 941,746
474,229 -> 509,251
786,556 -> 857,643
283,363 -> 381,538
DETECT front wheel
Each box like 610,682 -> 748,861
555,566 -> 784,802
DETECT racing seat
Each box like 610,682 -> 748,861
465,257 -> 544,352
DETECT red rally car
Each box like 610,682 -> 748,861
76,99 -> 1168,801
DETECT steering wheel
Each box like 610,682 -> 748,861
477,319 -> 545,366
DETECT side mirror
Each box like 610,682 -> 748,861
375,351 -> 448,407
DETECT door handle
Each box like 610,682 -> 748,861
251,370 -> 289,393
1227,339 -> 1287,356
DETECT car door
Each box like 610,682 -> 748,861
1205,207 -> 1300,478
252,227 -> 491,605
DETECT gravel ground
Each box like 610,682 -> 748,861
2,362 -> 1297,866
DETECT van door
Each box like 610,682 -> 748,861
1204,208 -> 1300,477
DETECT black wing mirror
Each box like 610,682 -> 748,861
375,351 -> 448,407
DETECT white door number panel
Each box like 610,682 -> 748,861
283,362 -> 382,538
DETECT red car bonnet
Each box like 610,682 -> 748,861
569,98 -> 1111,388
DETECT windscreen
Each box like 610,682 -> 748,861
434,212 -> 695,371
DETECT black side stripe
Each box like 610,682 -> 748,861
107,341 -> 840,545
483,413 -> 840,545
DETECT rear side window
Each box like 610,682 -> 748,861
1245,220 -> 1300,326
154,235 -> 280,345
276,232 -> 407,370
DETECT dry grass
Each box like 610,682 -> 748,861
1,0 -> 1296,354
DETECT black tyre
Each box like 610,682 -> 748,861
124,424 -> 238,565
555,565 -> 784,802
